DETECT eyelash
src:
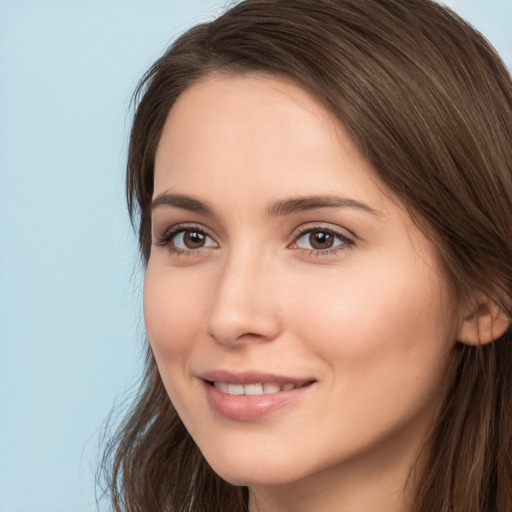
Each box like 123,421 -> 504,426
155,223 -> 354,257
155,224 -> 215,256
292,225 -> 354,256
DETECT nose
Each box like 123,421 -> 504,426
206,250 -> 282,347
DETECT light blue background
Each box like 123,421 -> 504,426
0,1 -> 510,511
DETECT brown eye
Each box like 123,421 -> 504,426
293,226 -> 352,253
169,229 -> 217,251
309,230 -> 335,250
182,231 -> 206,249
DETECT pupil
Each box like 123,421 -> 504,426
185,231 -> 205,248
310,231 -> 333,249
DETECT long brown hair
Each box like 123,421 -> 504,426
100,1 -> 512,510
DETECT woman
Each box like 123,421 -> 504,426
101,0 -> 512,510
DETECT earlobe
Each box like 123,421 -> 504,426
457,295 -> 511,346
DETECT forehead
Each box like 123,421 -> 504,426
155,74 -> 341,169
153,74 -> 386,208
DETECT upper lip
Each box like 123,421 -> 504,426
199,370 -> 315,385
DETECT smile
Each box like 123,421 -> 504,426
201,374 -> 316,421
211,381 -> 310,395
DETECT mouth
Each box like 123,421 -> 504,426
200,371 -> 316,421
205,380 -> 313,396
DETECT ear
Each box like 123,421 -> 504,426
457,294 -> 510,346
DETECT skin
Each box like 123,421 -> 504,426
144,74 -> 463,512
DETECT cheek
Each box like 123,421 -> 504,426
279,264 -> 456,457
285,259 -> 454,383
143,262 -> 206,362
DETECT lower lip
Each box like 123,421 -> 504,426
203,381 -> 314,421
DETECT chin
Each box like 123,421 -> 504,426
211,466 -> 300,488
201,448 -> 311,488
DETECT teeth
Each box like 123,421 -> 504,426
213,382 -> 304,395
244,383 -> 264,395
228,384 -> 244,395
215,381 -> 229,393
263,383 -> 281,394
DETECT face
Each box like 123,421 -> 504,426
145,74 -> 459,496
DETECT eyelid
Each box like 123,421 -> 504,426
154,223 -> 218,249
291,222 -> 355,241
288,223 -> 355,253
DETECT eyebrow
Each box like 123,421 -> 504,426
267,195 -> 380,217
151,192 -> 380,217
152,193 -> 214,215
